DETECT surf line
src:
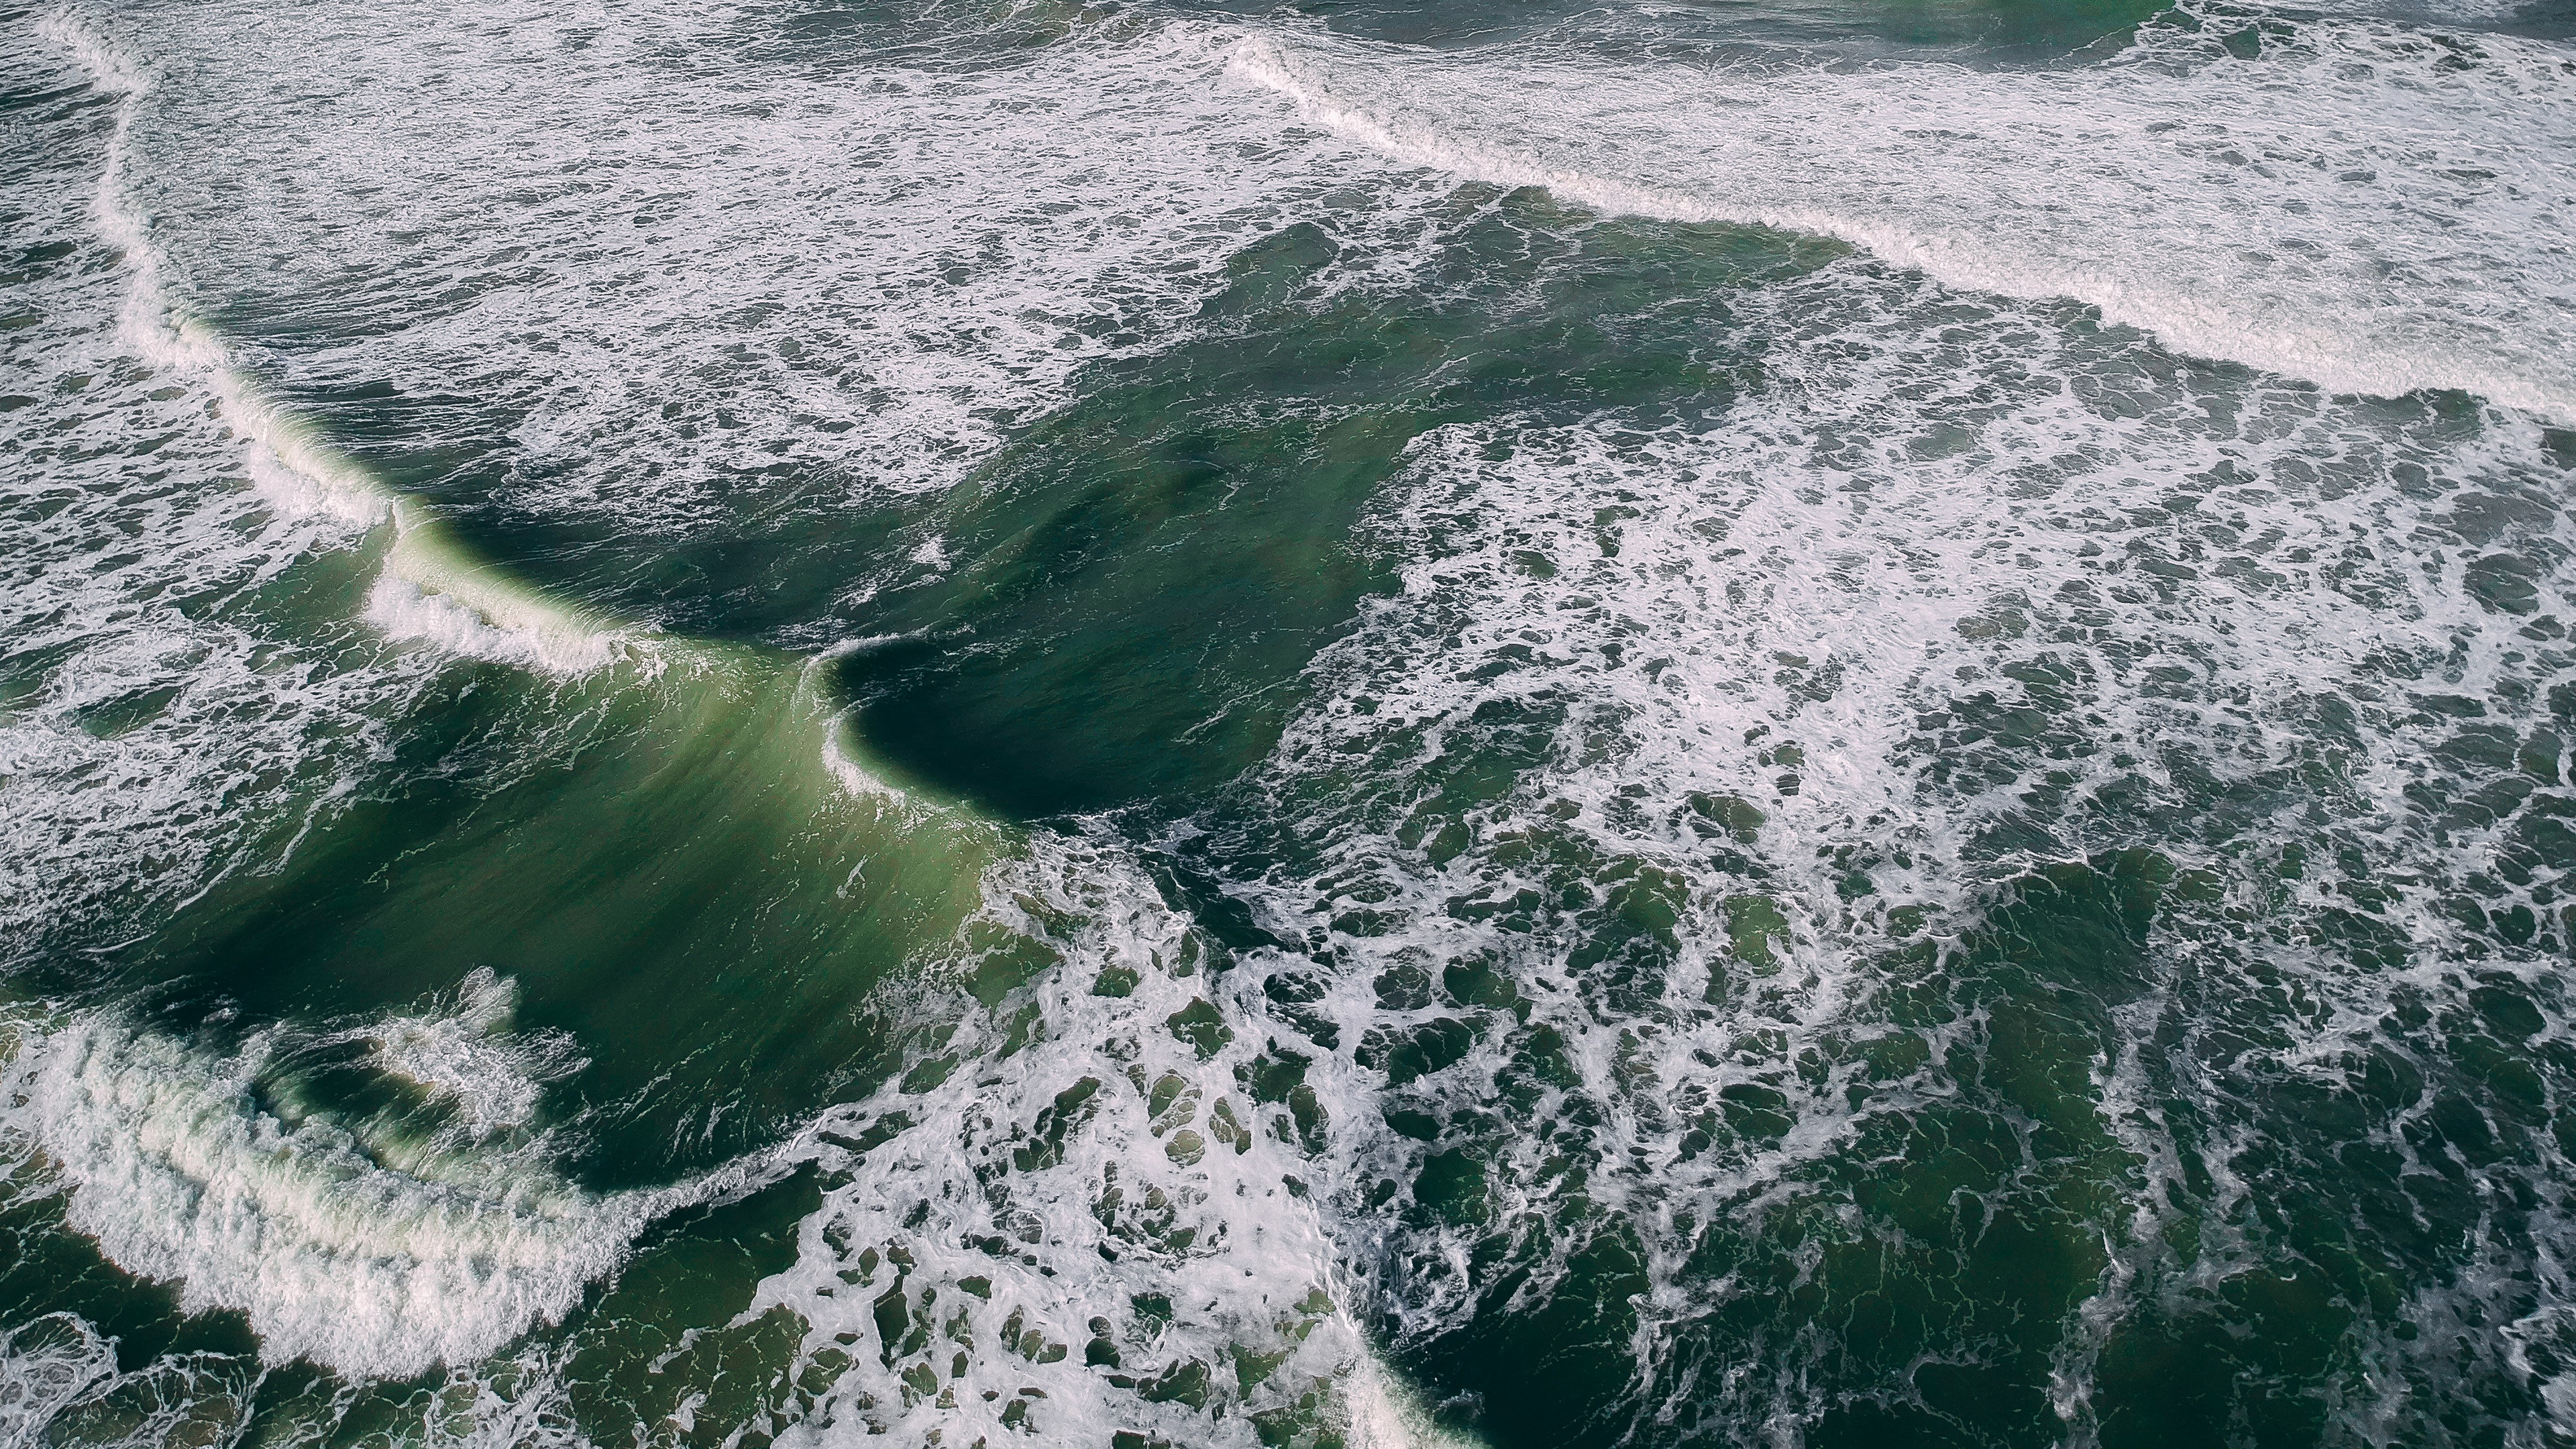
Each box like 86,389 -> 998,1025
17,21 -> 966,1386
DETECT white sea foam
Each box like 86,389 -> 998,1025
729,834 -> 1437,1448
360,967 -> 587,1138
819,716 -> 914,808
1177,244 -> 2576,1436
0,19 -> 439,955
50,0 -> 1463,547
0,1310 -> 268,1445
0,1316 -> 123,1447
0,1010 -> 747,1381
1345,1358 -> 1491,1449
1228,4 -> 2576,420
9,0 -> 2571,1440
38,10 -> 390,529
364,573 -> 624,678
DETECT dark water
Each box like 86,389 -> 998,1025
3,0 -> 2575,1443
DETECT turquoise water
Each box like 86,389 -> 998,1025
3,0 -> 2574,1442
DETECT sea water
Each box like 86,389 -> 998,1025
2,0 -> 2571,1443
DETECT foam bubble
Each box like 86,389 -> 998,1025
0,1316 -> 123,1447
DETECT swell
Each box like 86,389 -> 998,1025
31,7 -> 953,787
15,1 -> 2571,1440
0,646 -> 964,1384
13,13 -> 1435,1421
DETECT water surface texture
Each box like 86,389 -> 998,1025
4,0 -> 2575,1443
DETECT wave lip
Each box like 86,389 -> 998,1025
362,567 -> 629,678
1,1012 -> 727,1381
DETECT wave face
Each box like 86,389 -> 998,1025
4,0 -> 2573,1444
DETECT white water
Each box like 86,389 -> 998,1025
359,967 -> 588,1138
0,1009 -> 756,1380
1173,221 -> 2576,1439
3,22 -> 410,957
1230,3 -> 2576,421
40,9 -> 643,679
51,0 -> 1434,549
745,833 -> 1478,1448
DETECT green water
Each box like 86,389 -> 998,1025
3,0 -> 2574,1443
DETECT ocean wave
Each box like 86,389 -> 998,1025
0,1008 -> 755,1381
1228,2 -> 2576,421
42,8 -> 645,681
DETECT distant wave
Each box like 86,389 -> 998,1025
1229,3 -> 2576,421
